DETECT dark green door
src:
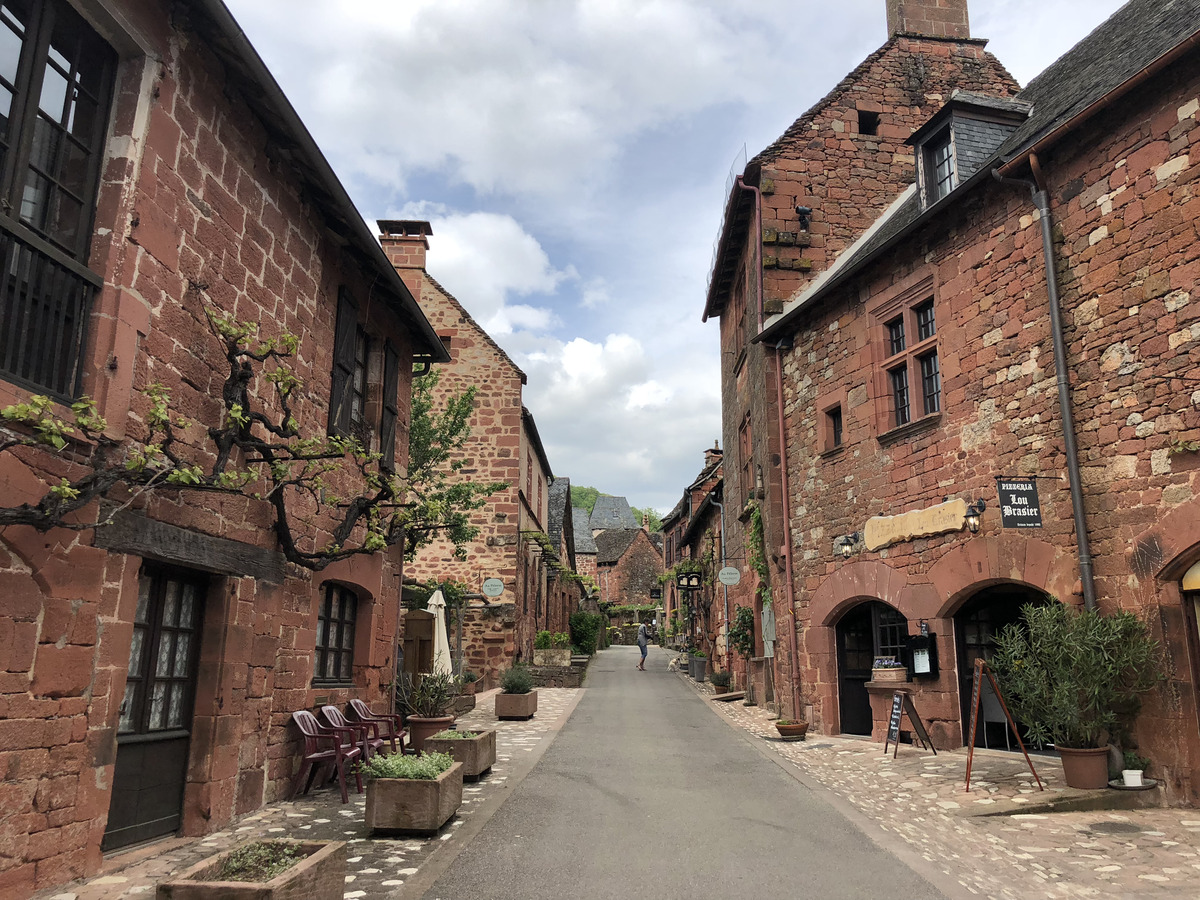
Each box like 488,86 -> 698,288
103,566 -> 205,851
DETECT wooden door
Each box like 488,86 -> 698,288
103,567 -> 205,851
836,605 -> 874,735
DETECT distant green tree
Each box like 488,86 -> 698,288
571,485 -> 600,515
632,506 -> 663,532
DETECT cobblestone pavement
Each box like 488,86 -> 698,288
689,672 -> 1200,899
35,688 -> 581,900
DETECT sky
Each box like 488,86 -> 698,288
224,0 -> 1127,515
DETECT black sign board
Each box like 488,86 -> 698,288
649,588 -> 662,600
883,691 -> 937,758
995,477 -> 1043,528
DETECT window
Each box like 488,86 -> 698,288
329,289 -> 402,469
827,405 -> 843,449
857,110 -> 880,136
0,0 -> 116,398
926,130 -> 955,202
350,327 -> 368,427
314,584 -> 358,685
738,416 -> 753,503
870,278 -> 940,433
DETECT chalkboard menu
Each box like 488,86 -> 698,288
886,692 -> 904,745
996,477 -> 1043,528
883,691 -> 936,758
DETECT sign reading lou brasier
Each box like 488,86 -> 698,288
996,477 -> 1043,528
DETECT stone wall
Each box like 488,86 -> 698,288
456,603 -> 516,690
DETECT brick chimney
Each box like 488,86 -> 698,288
378,219 -> 432,299
704,440 -> 722,469
886,0 -> 970,39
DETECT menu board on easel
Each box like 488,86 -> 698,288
964,657 -> 1043,792
883,691 -> 937,758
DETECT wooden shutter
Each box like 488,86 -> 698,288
380,340 -> 400,470
328,287 -> 358,434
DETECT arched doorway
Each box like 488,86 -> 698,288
954,584 -> 1050,749
836,601 -> 908,735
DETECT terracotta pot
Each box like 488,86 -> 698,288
156,840 -> 345,900
406,715 -> 455,753
1057,745 -> 1110,789
713,684 -> 729,694
461,681 -> 476,697
364,762 -> 464,835
775,721 -> 809,740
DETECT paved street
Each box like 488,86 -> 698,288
420,645 -> 944,900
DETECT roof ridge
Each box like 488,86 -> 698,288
422,272 -> 528,383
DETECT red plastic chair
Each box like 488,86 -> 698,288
346,698 -> 407,756
290,710 -> 363,803
320,704 -> 382,761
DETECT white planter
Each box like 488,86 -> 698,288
1121,769 -> 1144,787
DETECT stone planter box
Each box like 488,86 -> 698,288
533,648 -> 572,667
425,729 -> 497,780
495,689 -> 538,720
157,840 -> 345,900
364,762 -> 464,835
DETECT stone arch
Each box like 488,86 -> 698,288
1138,495 -> 1200,583
928,533 -> 1075,618
811,559 -> 910,627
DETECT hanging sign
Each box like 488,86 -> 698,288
995,477 -> 1043,528
481,578 -> 505,598
718,566 -> 741,585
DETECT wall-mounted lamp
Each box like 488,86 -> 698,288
965,499 -> 987,533
835,532 -> 861,559
795,205 -> 813,231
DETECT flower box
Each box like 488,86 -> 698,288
495,689 -> 538,720
364,762 -> 464,835
156,840 -> 345,900
425,729 -> 497,780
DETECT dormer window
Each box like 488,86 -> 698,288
927,130 -> 956,202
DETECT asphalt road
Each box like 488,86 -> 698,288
421,645 -> 948,900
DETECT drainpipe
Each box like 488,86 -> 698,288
992,156 -> 1098,610
712,498 -> 729,670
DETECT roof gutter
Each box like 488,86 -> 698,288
997,26 -> 1200,176
194,0 -> 449,364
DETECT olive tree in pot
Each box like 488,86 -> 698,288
495,664 -> 537,720
401,671 -> 458,752
361,750 -> 464,835
991,603 -> 1160,790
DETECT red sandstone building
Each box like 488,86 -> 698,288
711,0 -> 1200,804
0,2 -> 449,896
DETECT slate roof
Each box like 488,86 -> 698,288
573,513 -> 598,555
758,0 -> 1200,344
590,496 -> 640,532
547,478 -> 571,551
595,529 -> 638,565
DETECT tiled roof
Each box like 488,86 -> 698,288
595,529 -> 638,565
573,513 -> 598,555
590,496 -> 640,531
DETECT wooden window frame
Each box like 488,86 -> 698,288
868,273 -> 941,437
314,582 -> 358,686
738,415 -> 753,505
922,126 -> 956,204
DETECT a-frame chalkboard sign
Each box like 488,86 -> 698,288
883,690 -> 937,758
964,657 -> 1043,792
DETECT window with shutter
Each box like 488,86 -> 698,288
328,287 -> 358,436
379,340 -> 400,470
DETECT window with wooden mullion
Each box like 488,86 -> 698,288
315,584 -> 357,685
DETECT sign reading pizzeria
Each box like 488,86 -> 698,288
996,477 -> 1043,528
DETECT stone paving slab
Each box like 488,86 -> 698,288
35,688 -> 580,900
687,672 -> 1200,899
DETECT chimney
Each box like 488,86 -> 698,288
704,440 -> 722,469
642,512 -> 650,532
886,0 -> 970,39
378,219 -> 432,299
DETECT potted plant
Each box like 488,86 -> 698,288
689,650 -> 707,682
1121,749 -> 1150,788
495,664 -> 538,719
459,669 -> 478,696
401,671 -> 458,752
425,728 -> 497,780
774,719 -> 809,741
992,603 -> 1160,790
533,630 -> 572,667
870,657 -> 908,683
709,670 -> 732,694
157,839 -> 346,899
361,751 -> 464,835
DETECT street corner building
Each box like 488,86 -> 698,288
0,1 -> 450,897
703,0 -> 1200,804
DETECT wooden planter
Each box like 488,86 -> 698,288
533,648 -> 571,667
406,715 -> 455,753
495,689 -> 538,720
425,729 -> 497,780
1057,746 -> 1109,790
775,721 -> 809,741
870,667 -> 908,683
364,762 -> 464,835
157,840 -> 345,900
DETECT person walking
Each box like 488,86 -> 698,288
636,622 -> 649,670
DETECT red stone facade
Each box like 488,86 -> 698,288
597,529 -> 664,608
705,9 -> 1020,720
0,3 -> 443,897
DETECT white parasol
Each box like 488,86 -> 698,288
426,589 -> 454,676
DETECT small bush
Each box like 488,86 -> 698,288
361,750 -> 454,780
534,630 -> 552,649
431,729 -> 478,740
501,665 -> 534,694
551,631 -> 571,649
709,671 -> 732,688
216,841 -> 304,883
570,611 -> 602,655
461,670 -> 478,683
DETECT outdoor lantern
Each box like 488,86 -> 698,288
966,499 -> 987,533
835,532 -> 860,559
